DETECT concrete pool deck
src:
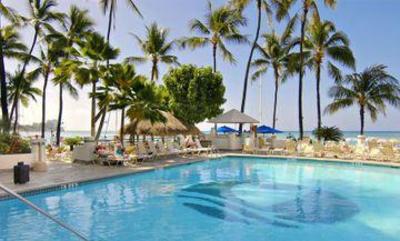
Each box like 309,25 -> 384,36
1,153 -> 399,199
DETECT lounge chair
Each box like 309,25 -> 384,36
284,140 -> 297,156
312,142 -> 324,157
195,139 -> 213,154
136,142 -> 154,161
167,142 -> 185,156
148,142 -> 168,159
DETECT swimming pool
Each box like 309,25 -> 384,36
1,156 -> 400,241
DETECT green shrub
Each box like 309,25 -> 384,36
0,133 -> 31,154
63,136 -> 83,151
312,126 -> 344,142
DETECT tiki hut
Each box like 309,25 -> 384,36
124,111 -> 187,136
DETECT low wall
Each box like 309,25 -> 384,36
0,154 -> 35,170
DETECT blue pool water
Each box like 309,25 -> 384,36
1,157 -> 400,241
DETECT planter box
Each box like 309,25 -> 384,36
0,153 -> 35,170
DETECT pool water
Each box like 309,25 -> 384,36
1,157 -> 400,241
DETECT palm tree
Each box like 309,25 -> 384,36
325,65 -> 400,135
230,0 -> 271,131
0,1 -> 20,132
74,31 -> 119,137
36,39 -> 64,138
275,0 -> 337,139
251,16 -> 297,129
180,2 -> 247,72
99,0 -> 141,64
53,5 -> 93,146
0,25 -> 27,132
306,16 -> 355,131
10,0 -> 63,120
126,22 -> 178,81
7,68 -> 42,133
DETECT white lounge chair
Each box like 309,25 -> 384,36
136,142 -> 153,161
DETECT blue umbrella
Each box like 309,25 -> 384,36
256,125 -> 283,134
217,125 -> 238,133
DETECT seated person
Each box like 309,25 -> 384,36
184,136 -> 197,148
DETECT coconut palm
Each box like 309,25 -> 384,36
10,0 -> 64,120
306,16 -> 355,132
180,2 -> 247,72
0,2 -> 20,132
126,23 -> 178,81
230,0 -> 271,130
325,65 -> 400,135
274,0 -> 337,139
7,68 -> 42,133
0,25 -> 27,132
251,16 -> 297,129
74,31 -> 119,137
52,5 -> 93,146
99,0 -> 141,64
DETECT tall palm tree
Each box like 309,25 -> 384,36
0,25 -> 27,132
99,0 -> 141,64
10,0 -> 63,120
126,22 -> 178,81
325,65 -> 400,135
74,32 -> 119,137
251,16 -> 297,129
7,68 -> 42,133
230,0 -> 271,131
53,6 -> 93,146
306,16 -> 355,132
180,2 -> 247,72
274,0 -> 337,139
0,1 -> 20,132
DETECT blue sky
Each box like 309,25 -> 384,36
3,0 -> 400,131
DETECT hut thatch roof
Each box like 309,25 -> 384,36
124,111 -> 187,136
208,109 -> 259,124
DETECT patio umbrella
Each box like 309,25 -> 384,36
256,125 -> 283,134
217,125 -> 238,133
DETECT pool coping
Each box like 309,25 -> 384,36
1,153 -> 399,201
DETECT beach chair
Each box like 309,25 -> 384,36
136,142 -> 153,161
284,140 -> 297,156
167,142 -> 185,156
156,142 -> 176,157
148,142 -> 169,159
312,142 -> 325,157
195,139 -> 213,154
380,142 -> 396,162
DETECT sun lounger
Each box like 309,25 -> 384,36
194,139 -> 213,154
136,142 -> 154,161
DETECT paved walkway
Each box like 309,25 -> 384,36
0,155 -> 217,198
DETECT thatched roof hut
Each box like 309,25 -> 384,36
124,111 -> 187,136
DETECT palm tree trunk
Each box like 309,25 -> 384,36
212,43 -> 217,72
41,68 -> 50,138
56,83 -> 63,146
10,29 -> 39,118
12,101 -> 18,133
360,106 -> 365,135
91,80 -> 96,137
106,1 -> 114,66
120,107 -> 125,146
151,59 -> 157,81
239,0 -> 262,133
95,108 -> 107,142
316,62 -> 322,133
272,68 -> 280,129
0,35 -> 9,133
298,4 -> 309,140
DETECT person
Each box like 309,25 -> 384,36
184,136 -> 196,148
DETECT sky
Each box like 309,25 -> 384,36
2,0 -> 400,132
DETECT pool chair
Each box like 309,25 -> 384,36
324,142 -> 342,159
156,142 -> 176,157
284,140 -> 297,156
136,142 -> 154,161
380,142 -> 396,162
312,142 -> 325,158
195,139 -> 213,154
243,144 -> 255,154
148,142 -> 169,159
167,142 -> 185,156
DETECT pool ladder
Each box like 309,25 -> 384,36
0,183 -> 89,241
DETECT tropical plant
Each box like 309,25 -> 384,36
251,16 -> 298,129
164,64 -> 226,125
0,25 -> 27,132
9,0 -> 64,123
63,136 -> 83,151
7,68 -> 42,133
52,5 -> 93,146
312,126 -> 343,142
230,0 -> 271,132
126,22 -> 179,81
325,65 -> 400,135
306,16 -> 355,132
180,2 -> 247,72
0,2 -> 21,132
99,0 -> 141,64
0,133 -> 31,154
274,0 -> 337,139
74,31 -> 119,137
